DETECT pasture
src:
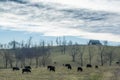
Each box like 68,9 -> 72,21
0,66 -> 120,80
0,43 -> 120,80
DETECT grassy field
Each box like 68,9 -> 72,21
0,66 -> 120,80
0,45 -> 120,80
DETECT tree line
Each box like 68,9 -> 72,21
0,37 -> 120,68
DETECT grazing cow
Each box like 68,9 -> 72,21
95,65 -> 98,68
65,64 -> 70,67
86,64 -> 92,68
77,67 -> 83,72
25,66 -> 31,69
22,68 -> 31,74
65,64 -> 72,70
67,65 -> 72,70
116,62 -> 119,64
47,66 -> 55,72
13,67 -> 20,71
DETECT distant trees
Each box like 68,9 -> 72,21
56,36 -> 67,54
0,36 -> 53,68
2,49 -> 14,68
56,37 -> 61,46
0,38 -> 119,68
97,41 -> 116,66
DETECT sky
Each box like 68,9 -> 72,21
0,0 -> 120,45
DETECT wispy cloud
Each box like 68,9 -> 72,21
0,0 -> 120,42
30,0 -> 120,13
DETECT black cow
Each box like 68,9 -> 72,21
65,64 -> 72,70
77,67 -> 83,72
13,67 -> 20,71
116,62 -> 119,64
25,66 -> 31,69
22,68 -> 31,74
86,64 -> 92,68
47,66 -> 55,72
67,65 -> 72,70
95,65 -> 98,68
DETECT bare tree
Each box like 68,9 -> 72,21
70,43 -> 79,62
88,45 -> 94,64
15,41 -> 26,67
61,36 -> 67,54
56,37 -> 59,46
97,45 -> 106,66
33,45 -> 41,68
3,50 -> 9,68
78,45 -> 85,66
105,46 -> 116,66
2,49 -> 14,68
27,36 -> 32,48
96,40 -> 108,66
9,40 -> 20,49
8,40 -> 20,67
41,41 -> 51,67
25,37 -> 33,66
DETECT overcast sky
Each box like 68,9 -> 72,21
0,0 -> 120,44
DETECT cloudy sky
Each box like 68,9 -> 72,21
0,0 -> 120,45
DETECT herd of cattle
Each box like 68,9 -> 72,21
13,66 -> 31,73
12,64 -> 98,74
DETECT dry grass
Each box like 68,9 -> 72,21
0,66 -> 120,80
